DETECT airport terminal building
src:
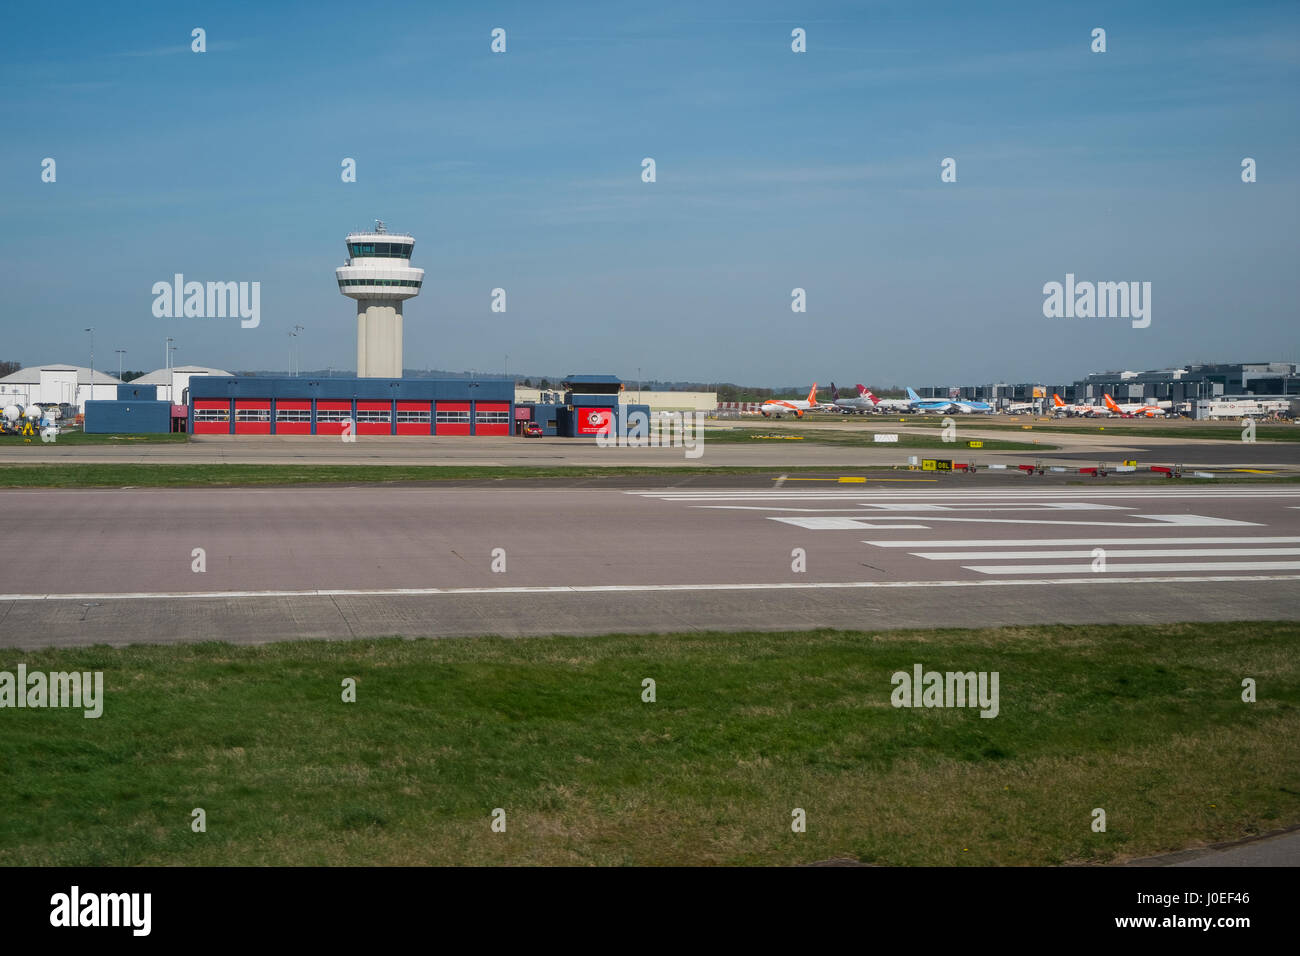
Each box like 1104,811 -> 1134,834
1073,362 -> 1300,405
913,362 -> 1299,410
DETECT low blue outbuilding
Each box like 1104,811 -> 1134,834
84,400 -> 172,434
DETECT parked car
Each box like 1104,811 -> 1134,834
522,423 -> 544,437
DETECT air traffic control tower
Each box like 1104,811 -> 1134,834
336,221 -> 424,378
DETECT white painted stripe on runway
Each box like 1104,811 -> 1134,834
915,548 -> 1300,560
965,561 -> 1300,575
775,515 -> 1260,528
772,517 -> 932,529
1141,514 -> 1260,526
3,575 -> 1300,603
698,505 -> 874,512
634,489 -> 1300,498
644,496 -> 1300,506
867,536 -> 1300,548
769,517 -> 932,529
665,495 -> 1294,505
852,502 -> 1128,511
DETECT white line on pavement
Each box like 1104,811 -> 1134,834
3,575 -> 1300,603
866,536 -> 1300,548
772,515 -> 1260,528
964,561 -> 1300,575
915,548 -> 1300,560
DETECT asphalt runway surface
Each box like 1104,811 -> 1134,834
2,483 -> 1298,649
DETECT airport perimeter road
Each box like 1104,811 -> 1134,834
3,484 -> 1299,648
1125,828 -> 1300,867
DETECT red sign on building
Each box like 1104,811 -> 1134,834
577,408 -> 612,435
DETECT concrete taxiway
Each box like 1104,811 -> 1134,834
1,426 -> 1298,472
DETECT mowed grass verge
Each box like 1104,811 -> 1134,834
2,623 -> 1297,866
0,432 -> 189,445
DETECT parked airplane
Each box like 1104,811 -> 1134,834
861,386 -> 914,413
830,383 -> 896,414
905,387 -> 956,413
906,387 -> 993,414
1052,393 -> 1097,416
760,383 -> 821,418
1103,393 -> 1168,417
828,384 -> 860,414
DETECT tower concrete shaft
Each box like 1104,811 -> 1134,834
336,221 -> 424,378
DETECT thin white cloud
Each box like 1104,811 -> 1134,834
116,39 -> 247,57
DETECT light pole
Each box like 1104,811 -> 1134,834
85,327 -> 94,407
168,344 -> 178,370
637,367 -> 641,404
165,337 -> 174,371
292,325 -> 305,376
115,349 -> 126,380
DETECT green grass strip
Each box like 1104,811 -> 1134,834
1,622 -> 1296,865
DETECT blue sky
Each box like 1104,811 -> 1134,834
2,0 -> 1296,387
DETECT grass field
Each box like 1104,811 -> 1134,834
2,622 -> 1296,866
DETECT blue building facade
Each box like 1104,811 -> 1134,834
85,400 -> 172,434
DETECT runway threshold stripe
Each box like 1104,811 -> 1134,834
3,575 -> 1300,603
